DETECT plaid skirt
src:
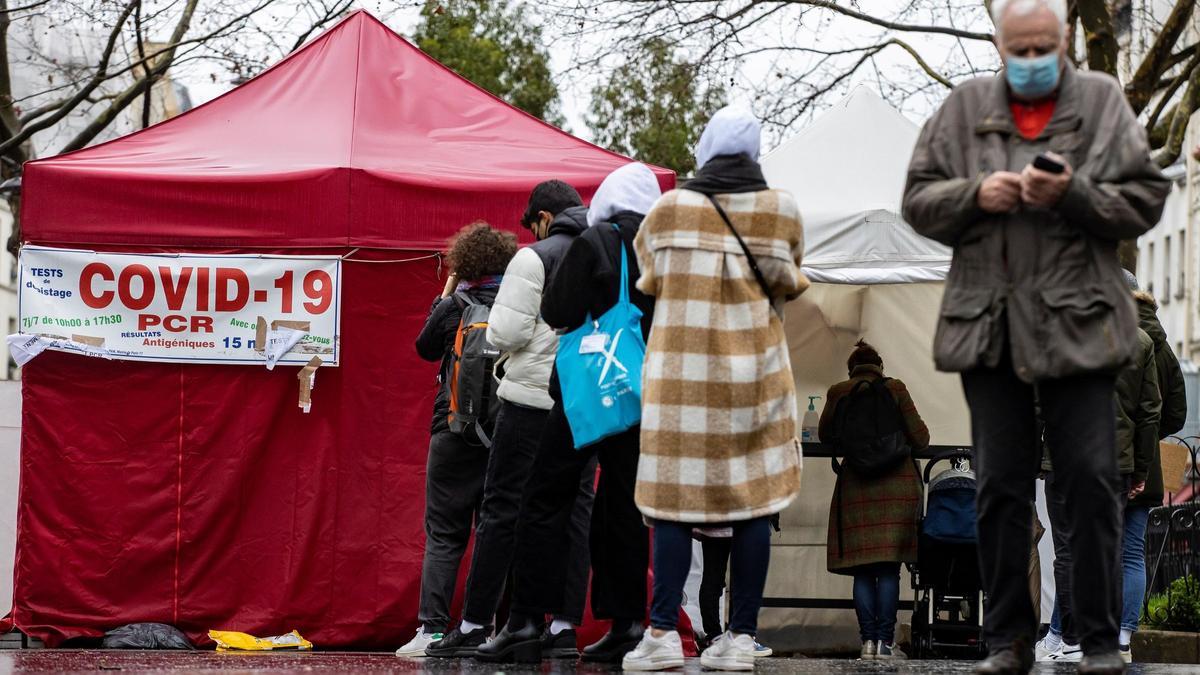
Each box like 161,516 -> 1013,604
827,458 -> 922,574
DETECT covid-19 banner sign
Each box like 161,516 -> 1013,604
17,246 -> 341,366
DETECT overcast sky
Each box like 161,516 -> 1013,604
179,1 -> 1002,151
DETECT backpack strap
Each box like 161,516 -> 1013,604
706,194 -> 774,308
454,291 -> 480,307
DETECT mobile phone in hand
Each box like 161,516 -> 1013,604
1033,153 -> 1065,174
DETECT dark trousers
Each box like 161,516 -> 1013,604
418,430 -> 488,633
650,518 -> 771,635
1047,472 -> 1130,645
853,562 -> 902,644
1045,471 -> 1078,645
699,536 -> 733,638
512,404 -> 647,623
962,362 -> 1121,656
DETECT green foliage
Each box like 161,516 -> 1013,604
1143,575 -> 1200,631
587,38 -> 725,176
412,0 -> 562,125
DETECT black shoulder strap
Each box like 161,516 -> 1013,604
706,194 -> 773,305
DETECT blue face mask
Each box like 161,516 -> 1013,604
1005,52 -> 1061,99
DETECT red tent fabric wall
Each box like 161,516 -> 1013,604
11,11 -> 673,647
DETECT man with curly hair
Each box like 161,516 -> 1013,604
396,222 -> 517,657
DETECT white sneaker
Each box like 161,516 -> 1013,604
860,639 -> 877,660
1119,644 -> 1132,663
1035,636 -> 1062,662
622,630 -> 685,671
876,642 -> 906,660
1046,643 -> 1083,663
700,632 -> 755,671
395,626 -> 442,657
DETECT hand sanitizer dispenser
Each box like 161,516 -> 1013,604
801,395 -> 821,443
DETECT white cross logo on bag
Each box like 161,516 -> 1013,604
597,328 -> 628,385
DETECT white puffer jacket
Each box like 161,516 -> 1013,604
486,248 -> 561,410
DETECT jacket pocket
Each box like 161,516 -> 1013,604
1036,285 -> 1122,375
934,286 -> 996,372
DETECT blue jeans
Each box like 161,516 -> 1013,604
649,518 -> 771,635
852,562 -> 901,643
1121,505 -> 1150,634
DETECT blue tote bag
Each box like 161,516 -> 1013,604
556,228 -> 646,449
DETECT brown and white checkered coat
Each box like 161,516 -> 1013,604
633,187 -> 809,523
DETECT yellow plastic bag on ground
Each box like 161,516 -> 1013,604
208,629 -> 313,652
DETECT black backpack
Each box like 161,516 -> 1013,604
832,378 -> 910,477
446,293 -> 501,447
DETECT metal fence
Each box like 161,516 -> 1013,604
1144,435 -> 1200,629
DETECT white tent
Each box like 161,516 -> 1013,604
757,88 -> 977,652
765,86 -> 952,284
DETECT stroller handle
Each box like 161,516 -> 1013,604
923,448 -> 974,484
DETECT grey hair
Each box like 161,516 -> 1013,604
991,0 -> 1069,35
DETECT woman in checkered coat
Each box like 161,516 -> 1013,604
622,106 -> 807,672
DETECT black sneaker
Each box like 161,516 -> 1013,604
542,628 -> 579,660
425,625 -> 490,658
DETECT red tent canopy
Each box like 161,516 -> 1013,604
11,10 -> 673,648
23,10 -> 673,248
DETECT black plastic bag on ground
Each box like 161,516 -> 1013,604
102,623 -> 194,650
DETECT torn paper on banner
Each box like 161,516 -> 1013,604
264,327 -> 306,370
255,317 -> 311,370
297,357 -> 321,413
6,333 -> 112,366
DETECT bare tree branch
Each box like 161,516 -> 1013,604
888,37 -> 953,89
1156,63 -> 1200,167
134,0 -> 151,130
0,0 -> 137,155
59,0 -> 198,152
0,0 -> 51,14
1146,54 -> 1199,133
1125,0 -> 1195,113
287,0 -> 354,53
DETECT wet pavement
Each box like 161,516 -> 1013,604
0,652 -> 1194,674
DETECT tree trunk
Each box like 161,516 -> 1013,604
1075,0 -> 1120,77
1118,239 -> 1138,273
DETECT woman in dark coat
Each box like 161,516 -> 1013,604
819,340 -> 929,661
395,222 -> 516,657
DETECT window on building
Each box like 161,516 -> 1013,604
6,317 -> 16,380
1146,242 -> 1156,297
1179,230 -> 1187,300
1163,236 -> 1171,303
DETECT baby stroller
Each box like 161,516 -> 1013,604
909,449 -> 987,659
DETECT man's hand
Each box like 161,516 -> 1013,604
1129,481 -> 1146,500
1021,152 -> 1073,208
978,171 -> 1022,213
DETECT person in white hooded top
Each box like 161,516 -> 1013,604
476,163 -> 663,665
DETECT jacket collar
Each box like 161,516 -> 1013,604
850,364 -> 884,379
975,62 -> 1084,139
547,205 -> 589,238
